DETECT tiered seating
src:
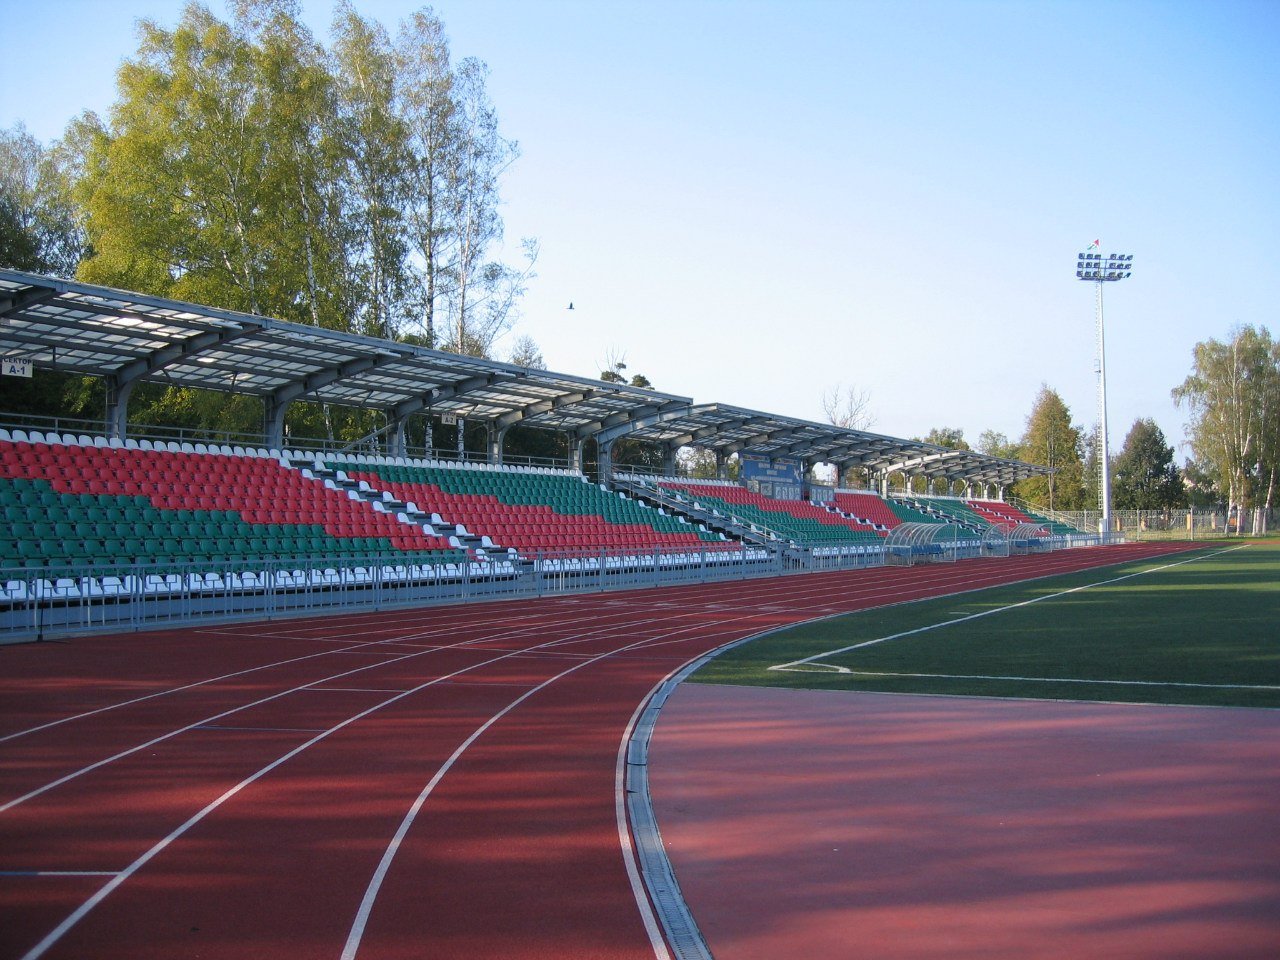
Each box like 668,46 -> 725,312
0,436 -> 466,572
967,499 -> 1034,527
1008,503 -> 1080,536
837,492 -> 974,532
659,482 -> 883,545
883,497 -> 948,526
330,460 -> 732,557
912,496 -> 990,529
968,499 -> 1079,536
831,491 -> 901,529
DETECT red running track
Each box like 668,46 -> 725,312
652,688 -> 1280,960
0,542 -> 1197,960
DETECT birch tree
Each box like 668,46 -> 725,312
1173,326 -> 1276,533
436,57 -> 534,356
0,123 -> 85,273
331,1 -> 411,337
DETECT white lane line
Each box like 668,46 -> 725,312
193,725 -> 330,734
300,687 -> 409,694
340,659 -> 594,960
0,643 -> 455,813
17,608 -> 705,960
0,623 -> 480,744
341,608 -> 775,960
12,544 -> 1195,958
770,546 -> 1243,674
2,603 -> 593,744
0,871 -> 121,877
0,606 -> 646,812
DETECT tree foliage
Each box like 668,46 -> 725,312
32,0 -> 535,441
1013,385 -> 1086,511
1112,418 -> 1185,511
1173,325 -> 1279,532
597,349 -> 652,388
976,429 -> 1018,460
0,123 -> 85,273
920,426 -> 969,451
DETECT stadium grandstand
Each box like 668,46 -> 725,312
0,269 -> 1095,638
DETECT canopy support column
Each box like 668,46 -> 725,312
598,439 -> 615,485
489,425 -> 507,465
387,415 -> 408,459
662,444 -> 678,478
104,376 -> 137,442
263,396 -> 289,451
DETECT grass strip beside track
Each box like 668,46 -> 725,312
693,541 -> 1280,708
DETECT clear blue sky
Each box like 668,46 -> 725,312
2,0 -> 1277,463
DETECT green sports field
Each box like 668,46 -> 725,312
693,540 -> 1280,708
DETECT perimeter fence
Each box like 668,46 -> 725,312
2,547 -> 788,641
1,527 -> 1112,643
1047,507 -> 1277,540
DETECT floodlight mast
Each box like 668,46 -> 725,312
1075,249 -> 1134,539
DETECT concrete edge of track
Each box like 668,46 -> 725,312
621,541 -> 1210,959
624,615 -> 832,960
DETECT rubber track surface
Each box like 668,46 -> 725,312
0,543 -> 1195,960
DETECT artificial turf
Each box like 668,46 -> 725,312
693,540 -> 1280,708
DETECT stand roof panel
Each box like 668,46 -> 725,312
0,270 -> 1048,484
0,271 -> 690,433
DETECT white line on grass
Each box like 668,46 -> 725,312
816,669 -> 1280,691
769,545 -> 1248,675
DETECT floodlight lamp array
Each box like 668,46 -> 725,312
1076,251 -> 1133,281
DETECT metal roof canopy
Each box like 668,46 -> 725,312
594,402 -> 1044,484
0,270 -> 693,448
0,270 -> 1047,485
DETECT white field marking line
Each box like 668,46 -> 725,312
831,669 -> 1280,691
582,552 -> 1096,664
624,543 -> 1189,653
19,606 -> 701,960
618,558 -> 1079,663
770,545 -> 1244,674
762,547 -> 1204,675
0,605 -> 660,812
654,546 -> 1207,669
643,543 -> 1180,641
0,609 -> 552,744
339,607 -> 775,960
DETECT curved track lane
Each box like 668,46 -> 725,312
0,543 -> 1197,960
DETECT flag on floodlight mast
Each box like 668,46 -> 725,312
1088,239 -> 1100,249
